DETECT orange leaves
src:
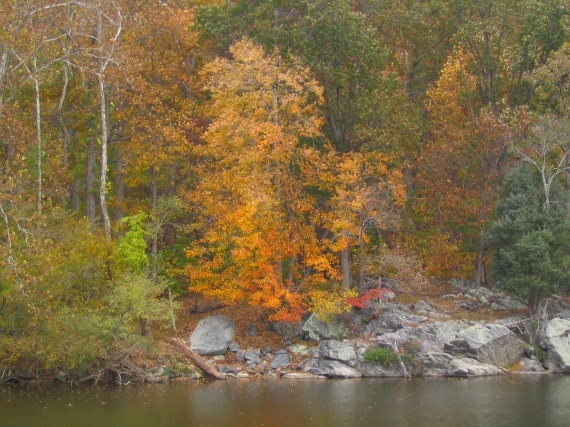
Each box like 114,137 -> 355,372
187,38 -> 332,319
115,6 -> 198,183
414,48 -> 523,282
421,233 -> 474,280
201,38 -> 323,140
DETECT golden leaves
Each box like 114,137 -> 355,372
187,38 -> 331,319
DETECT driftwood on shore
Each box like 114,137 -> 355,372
170,338 -> 225,380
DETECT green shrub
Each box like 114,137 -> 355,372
363,347 -> 397,365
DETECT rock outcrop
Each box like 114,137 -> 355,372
316,340 -> 358,367
185,299 -> 570,380
302,313 -> 349,341
422,352 -> 505,376
539,318 -> 570,373
445,323 -> 523,367
302,359 -> 362,378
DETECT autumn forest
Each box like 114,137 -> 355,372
1,0 -> 570,376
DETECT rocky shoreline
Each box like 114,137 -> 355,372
4,289 -> 569,385
183,289 -> 570,380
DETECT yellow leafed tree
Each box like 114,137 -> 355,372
187,39 -> 331,321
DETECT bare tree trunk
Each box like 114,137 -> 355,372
57,60 -> 70,169
57,61 -> 72,208
340,246 -> 351,289
93,4 -> 121,240
527,293 -> 537,317
32,59 -> 42,215
98,72 -> 111,240
0,48 -> 10,114
475,232 -> 486,286
86,139 -> 96,221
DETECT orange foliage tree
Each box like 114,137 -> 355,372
186,39 -> 333,321
113,5 -> 198,212
316,151 -> 406,292
414,49 -> 524,285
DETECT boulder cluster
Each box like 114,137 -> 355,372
186,293 -> 570,379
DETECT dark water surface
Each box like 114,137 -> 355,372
1,375 -> 569,427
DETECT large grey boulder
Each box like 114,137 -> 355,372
422,352 -> 505,377
302,358 -> 362,378
539,318 -> 570,372
302,314 -> 349,341
316,340 -> 357,366
190,315 -> 236,356
446,323 -> 523,367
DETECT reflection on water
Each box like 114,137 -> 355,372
1,375 -> 569,427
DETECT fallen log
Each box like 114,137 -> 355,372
170,338 -> 225,380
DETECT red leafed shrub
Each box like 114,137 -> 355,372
347,288 -> 389,309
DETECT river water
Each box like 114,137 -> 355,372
1,375 -> 569,427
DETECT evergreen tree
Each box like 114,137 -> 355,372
487,164 -> 570,314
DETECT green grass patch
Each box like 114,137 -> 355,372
363,347 -> 398,366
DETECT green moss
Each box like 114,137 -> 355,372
534,345 -> 547,362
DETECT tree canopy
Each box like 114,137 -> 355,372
1,0 -> 570,374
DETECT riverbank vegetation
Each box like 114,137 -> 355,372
1,0 -> 570,382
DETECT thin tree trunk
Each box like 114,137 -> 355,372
98,72 -> 111,240
0,48 -> 9,110
340,246 -> 351,289
32,62 -> 42,215
475,232 -> 486,286
57,61 -> 73,207
86,139 -> 96,221
96,7 -> 112,240
58,61 -> 70,169
527,293 -> 537,317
